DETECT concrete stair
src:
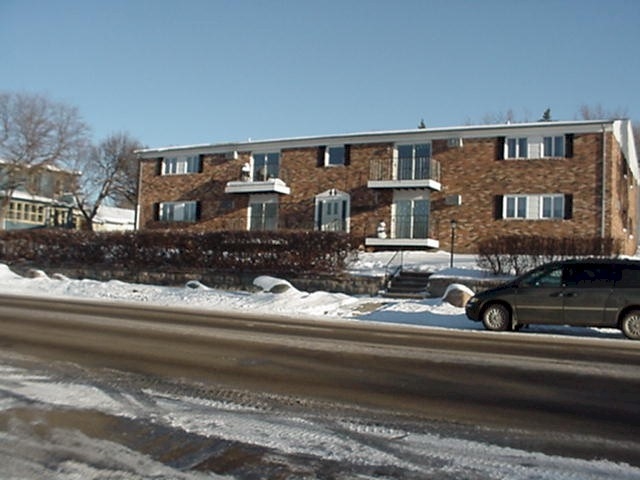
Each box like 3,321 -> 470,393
383,270 -> 432,299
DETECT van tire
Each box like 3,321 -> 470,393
482,303 -> 511,332
621,310 -> 640,340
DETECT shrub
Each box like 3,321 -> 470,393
476,236 -> 622,275
0,229 -> 357,275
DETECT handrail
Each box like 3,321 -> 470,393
384,250 -> 404,284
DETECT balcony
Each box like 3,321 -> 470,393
368,157 -> 441,190
225,177 -> 291,195
364,215 -> 440,249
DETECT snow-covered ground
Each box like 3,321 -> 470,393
1,250 -> 638,479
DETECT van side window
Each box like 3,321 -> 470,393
522,267 -> 563,287
564,264 -> 616,288
616,265 -> 640,288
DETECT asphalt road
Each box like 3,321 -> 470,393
1,293 -> 639,465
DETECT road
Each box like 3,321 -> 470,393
1,293 -> 640,469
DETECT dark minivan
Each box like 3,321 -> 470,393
465,259 -> 640,339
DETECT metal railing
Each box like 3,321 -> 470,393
369,157 -> 441,183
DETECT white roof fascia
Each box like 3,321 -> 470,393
135,120 -> 619,158
613,119 -> 639,184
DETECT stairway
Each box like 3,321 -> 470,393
383,270 -> 432,299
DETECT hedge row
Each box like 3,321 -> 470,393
0,229 -> 357,274
476,235 -> 623,275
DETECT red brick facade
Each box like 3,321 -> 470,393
137,121 -> 638,255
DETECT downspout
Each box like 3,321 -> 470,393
601,124 -> 607,239
134,153 -> 142,231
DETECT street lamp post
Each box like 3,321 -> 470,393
450,219 -> 457,268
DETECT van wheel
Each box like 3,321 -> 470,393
621,310 -> 640,340
482,303 -> 511,331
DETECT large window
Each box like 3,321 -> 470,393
504,135 -> 570,160
157,201 -> 199,222
506,138 -> 528,159
501,194 -> 568,220
393,192 -> 430,239
161,155 -> 202,175
252,152 -> 280,180
396,143 -> 431,180
249,195 -> 278,231
543,136 -> 565,157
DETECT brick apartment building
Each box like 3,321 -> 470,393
136,119 -> 639,254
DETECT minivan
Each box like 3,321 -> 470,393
465,259 -> 640,339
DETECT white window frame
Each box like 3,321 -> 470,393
540,194 -> 565,219
543,136 -> 565,158
324,145 -> 346,166
504,195 -> 528,219
503,194 -> 566,220
394,143 -> 432,180
505,137 -> 528,159
251,152 -> 280,181
391,190 -> 431,239
158,201 -> 198,222
248,194 -> 278,231
314,189 -> 350,232
161,155 -> 201,175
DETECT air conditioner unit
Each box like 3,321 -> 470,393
447,137 -> 463,148
445,194 -> 462,206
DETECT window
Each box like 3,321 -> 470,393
252,152 -> 280,180
396,143 -> 431,180
249,196 -> 278,231
506,138 -> 528,159
393,192 -> 430,239
161,155 -> 202,175
541,195 -> 565,219
157,201 -> 199,222
543,136 -> 565,157
315,189 -> 350,232
318,145 -> 350,167
505,195 -> 527,219
500,194 -> 571,220
521,267 -> 563,287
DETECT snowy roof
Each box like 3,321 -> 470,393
94,205 -> 135,225
136,119 -> 632,157
0,158 -> 81,176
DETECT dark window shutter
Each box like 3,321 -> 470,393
494,195 -> 504,219
195,201 -> 202,221
156,158 -> 163,175
316,201 -> 323,229
344,145 -> 351,166
153,203 -> 160,221
564,194 -> 573,219
198,155 -> 204,173
496,137 -> 505,160
565,134 -> 574,158
317,146 -> 326,167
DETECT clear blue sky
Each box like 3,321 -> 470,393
2,0 -> 639,148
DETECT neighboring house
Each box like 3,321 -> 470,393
0,161 -> 81,230
135,119 -> 639,255
92,205 -> 136,232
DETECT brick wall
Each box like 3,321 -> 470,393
138,129 -> 637,255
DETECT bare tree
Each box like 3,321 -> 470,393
0,92 -> 89,222
73,132 -> 142,230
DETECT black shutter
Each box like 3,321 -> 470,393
344,145 -> 351,166
198,155 -> 204,173
564,194 -> 573,219
195,201 -> 202,221
317,146 -> 326,167
494,195 -> 504,219
496,137 -> 505,160
156,158 -> 163,175
153,203 -> 160,221
565,134 -> 574,158
316,201 -> 323,230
